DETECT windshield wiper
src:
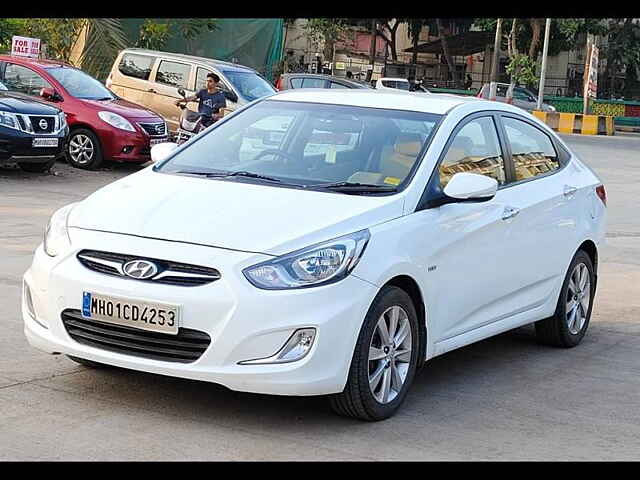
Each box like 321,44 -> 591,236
311,181 -> 398,193
174,170 -> 282,183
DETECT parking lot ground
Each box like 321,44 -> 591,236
1,134 -> 639,460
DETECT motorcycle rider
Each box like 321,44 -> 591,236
175,72 -> 226,128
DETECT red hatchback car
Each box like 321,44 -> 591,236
0,55 -> 167,169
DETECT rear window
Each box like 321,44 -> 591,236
290,78 -> 303,88
118,53 -> 154,81
381,80 -> 410,91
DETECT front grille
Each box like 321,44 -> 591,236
29,115 -> 56,134
62,309 -> 211,363
77,250 -> 221,287
138,122 -> 167,137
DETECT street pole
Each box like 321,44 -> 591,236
489,18 -> 502,100
583,35 -> 591,115
367,19 -> 376,82
536,18 -> 552,111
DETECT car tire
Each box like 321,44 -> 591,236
329,286 -> 420,421
17,158 -> 56,173
535,250 -> 595,348
66,355 -> 109,369
67,128 -> 103,170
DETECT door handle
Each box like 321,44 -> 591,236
502,206 -> 520,221
564,185 -> 578,198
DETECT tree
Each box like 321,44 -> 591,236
600,19 -> 640,98
136,19 -> 218,54
407,19 -> 427,64
304,18 -> 349,71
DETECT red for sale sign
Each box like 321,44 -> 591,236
11,36 -> 41,58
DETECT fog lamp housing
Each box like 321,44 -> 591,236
238,328 -> 316,365
23,280 -> 47,328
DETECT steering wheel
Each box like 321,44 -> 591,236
252,148 -> 298,164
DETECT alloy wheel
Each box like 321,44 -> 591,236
566,263 -> 591,335
69,134 -> 95,165
368,305 -> 413,404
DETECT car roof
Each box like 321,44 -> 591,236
0,55 -> 70,69
283,73 -> 369,87
118,48 -> 256,73
268,89 -> 485,115
379,77 -> 410,82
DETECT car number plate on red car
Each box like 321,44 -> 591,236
150,137 -> 168,146
81,291 -> 180,335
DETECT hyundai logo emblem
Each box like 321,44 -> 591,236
123,260 -> 158,279
39,119 -> 48,130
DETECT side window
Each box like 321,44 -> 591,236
156,61 -> 191,88
502,117 -> 560,181
118,54 -> 154,80
329,81 -> 348,89
195,67 -> 210,91
290,78 -> 303,88
301,78 -> 326,88
3,64 -> 51,96
439,116 -> 506,188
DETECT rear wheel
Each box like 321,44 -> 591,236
329,286 -> 420,421
67,128 -> 103,170
535,250 -> 595,347
18,158 -> 56,173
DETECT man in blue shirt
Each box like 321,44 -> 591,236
175,72 -> 227,128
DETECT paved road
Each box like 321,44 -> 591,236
1,134 -> 639,460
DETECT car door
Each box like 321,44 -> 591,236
410,114 -> 519,342
151,59 -> 194,130
110,52 -> 157,108
491,113 -> 578,319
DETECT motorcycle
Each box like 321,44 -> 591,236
174,87 -> 212,145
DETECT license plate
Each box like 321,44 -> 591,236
150,137 -> 168,146
81,291 -> 180,335
32,138 -> 58,148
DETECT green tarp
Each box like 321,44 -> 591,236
120,18 -> 283,80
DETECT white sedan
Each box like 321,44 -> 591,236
23,89 -> 606,421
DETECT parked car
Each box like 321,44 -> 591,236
0,79 -> 68,172
23,90 -> 606,421
0,55 -> 167,170
375,77 -> 411,91
276,73 -> 373,91
106,48 -> 277,132
477,83 -> 556,112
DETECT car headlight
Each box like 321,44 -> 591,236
0,110 -> 20,130
43,203 -> 78,257
98,111 -> 135,132
243,229 -> 370,290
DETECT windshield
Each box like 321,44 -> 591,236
156,100 -> 441,192
46,67 -> 115,100
382,80 -> 410,91
222,70 -> 276,102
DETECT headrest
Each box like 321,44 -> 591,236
393,133 -> 423,156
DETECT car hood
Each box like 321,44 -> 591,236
79,97 -> 161,121
0,92 -> 60,115
68,169 -> 404,256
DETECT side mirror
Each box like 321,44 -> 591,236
443,172 -> 498,202
177,87 -> 186,98
223,90 -> 238,103
40,87 -> 57,100
151,142 -> 178,163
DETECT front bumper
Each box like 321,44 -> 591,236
0,126 -> 67,163
94,120 -> 167,163
23,228 -> 378,396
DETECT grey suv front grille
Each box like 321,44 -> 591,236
77,250 -> 221,287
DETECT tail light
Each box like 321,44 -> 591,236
595,185 -> 607,206
275,76 -> 283,90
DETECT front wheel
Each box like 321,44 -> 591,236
329,286 -> 421,421
535,250 -> 595,347
67,129 -> 103,170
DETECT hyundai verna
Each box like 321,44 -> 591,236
23,90 -> 606,421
